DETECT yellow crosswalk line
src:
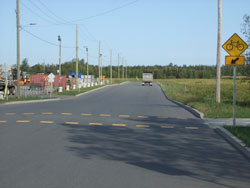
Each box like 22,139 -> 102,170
80,113 -> 93,116
23,113 -> 34,115
119,115 -> 130,118
112,124 -> 126,127
5,113 -> 16,115
161,125 -> 174,129
137,115 -> 148,118
0,120 -> 7,123
100,114 -> 112,117
61,113 -> 72,115
42,112 -> 53,115
40,121 -> 54,124
89,123 -> 103,126
185,126 -> 199,130
136,124 -> 150,128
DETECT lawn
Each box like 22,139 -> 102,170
224,126 -> 250,147
157,78 -> 250,118
0,96 -> 54,104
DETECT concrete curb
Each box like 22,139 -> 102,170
1,98 -> 60,105
215,127 -> 250,161
158,83 -> 204,119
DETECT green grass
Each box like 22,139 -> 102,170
157,79 -> 250,118
224,126 -> 250,147
0,96 -> 54,104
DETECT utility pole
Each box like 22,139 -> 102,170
126,59 -> 127,80
76,24 -> 79,89
98,40 -> 101,84
100,54 -> 102,84
86,47 -> 89,85
16,0 -> 20,98
118,54 -> 120,80
216,0 -> 222,103
110,49 -> 112,84
122,57 -> 124,80
58,35 -> 61,76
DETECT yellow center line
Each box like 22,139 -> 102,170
65,122 -> 79,125
119,115 -> 130,118
137,115 -> 148,118
100,114 -> 112,117
23,113 -> 35,115
89,123 -> 103,126
80,113 -> 93,116
161,125 -> 174,129
136,124 -> 150,128
159,116 -> 168,119
61,113 -> 72,115
185,126 -> 199,130
0,120 -> 7,123
112,124 -> 126,127
177,117 -> 188,120
40,121 -> 54,124
16,120 -> 30,123
42,112 -> 53,115
5,113 -> 16,115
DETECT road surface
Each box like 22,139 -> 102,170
0,82 -> 250,188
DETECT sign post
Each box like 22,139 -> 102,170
48,73 -> 55,98
222,33 -> 248,126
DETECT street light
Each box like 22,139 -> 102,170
58,35 -> 61,76
83,46 -> 89,85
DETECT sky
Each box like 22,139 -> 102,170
1,0 -> 250,68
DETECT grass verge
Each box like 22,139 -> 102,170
0,96 -> 54,104
224,126 -> 250,147
157,79 -> 250,118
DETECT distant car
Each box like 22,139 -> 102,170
142,72 -> 153,86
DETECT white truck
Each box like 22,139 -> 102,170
142,72 -> 153,86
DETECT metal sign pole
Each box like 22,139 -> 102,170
233,66 -> 236,126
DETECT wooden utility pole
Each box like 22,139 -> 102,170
16,0 -> 20,98
76,24 -> 79,89
98,41 -> 101,84
126,59 -> 127,80
122,57 -> 124,80
216,0 -> 222,103
58,35 -> 62,76
118,54 -> 120,80
86,47 -> 89,85
110,49 -> 112,84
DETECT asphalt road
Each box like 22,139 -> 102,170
1,82 -> 250,188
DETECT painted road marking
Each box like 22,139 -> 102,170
5,113 -> 16,115
80,113 -> 93,116
100,114 -> 112,117
23,113 -> 35,115
119,115 -> 130,118
42,112 -> 53,115
0,120 -> 7,123
161,125 -> 174,129
185,126 -> 199,130
61,113 -> 72,115
65,122 -> 79,125
137,115 -> 148,118
40,121 -> 54,124
177,117 -> 188,120
159,116 -> 168,119
16,120 -> 30,123
136,124 -> 150,128
89,123 -> 103,126
112,124 -> 126,127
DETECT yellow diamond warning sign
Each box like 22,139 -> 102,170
222,33 -> 248,56
225,56 -> 245,66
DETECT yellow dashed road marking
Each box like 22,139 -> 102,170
136,124 -> 150,128
40,121 -> 54,124
161,125 -> 174,129
185,126 -> 199,130
16,120 -> 30,123
137,115 -> 148,118
61,113 -> 72,115
112,124 -> 126,127
65,122 -> 79,125
80,113 -> 93,116
177,117 -> 188,120
5,113 -> 16,115
119,115 -> 130,118
100,114 -> 112,117
89,123 -> 103,126
42,112 -> 53,115
0,120 -> 7,123
23,113 -> 34,115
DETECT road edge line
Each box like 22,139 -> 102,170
215,127 -> 250,161
1,98 -> 60,105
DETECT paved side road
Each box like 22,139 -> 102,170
0,82 -> 250,188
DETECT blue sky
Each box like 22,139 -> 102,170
1,0 -> 250,67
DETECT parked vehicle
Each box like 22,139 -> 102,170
142,72 -> 153,86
